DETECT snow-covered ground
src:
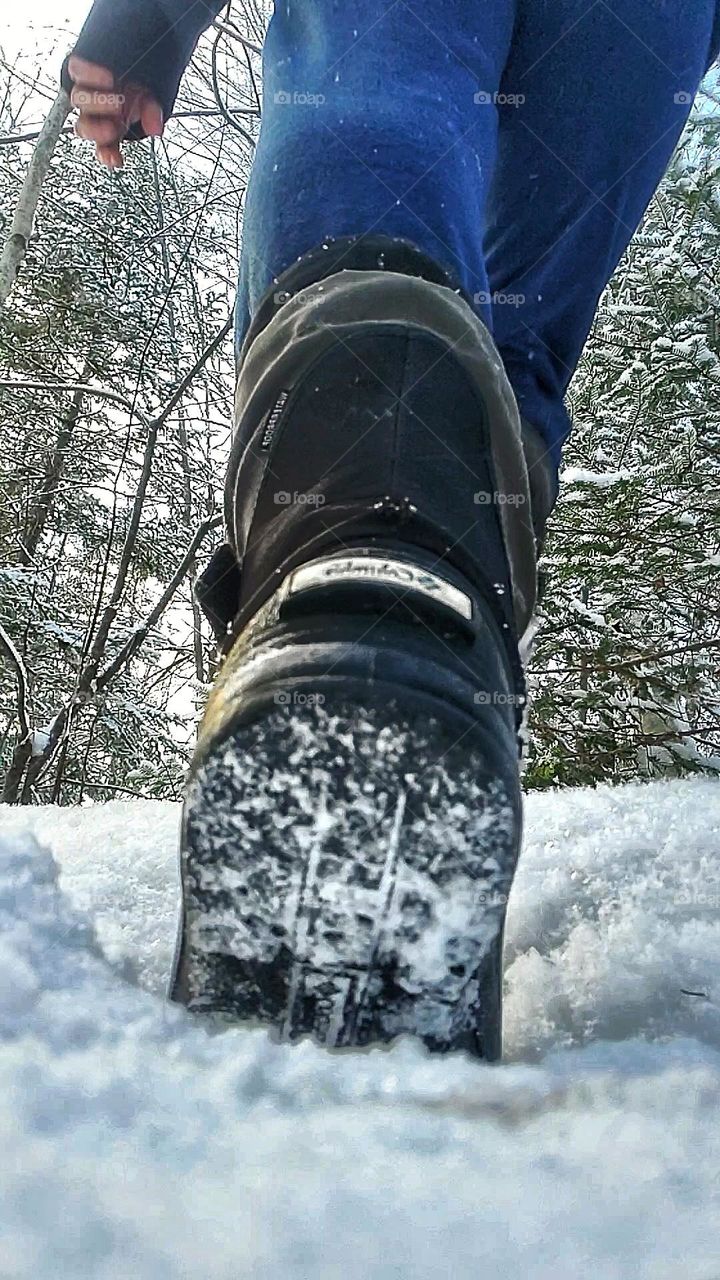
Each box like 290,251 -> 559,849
1,777 -> 719,1278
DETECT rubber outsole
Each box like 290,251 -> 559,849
171,692 -> 521,1059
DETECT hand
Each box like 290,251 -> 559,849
68,55 -> 164,169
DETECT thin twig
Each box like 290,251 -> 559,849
0,621 -> 32,741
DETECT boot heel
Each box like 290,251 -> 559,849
171,690 -> 520,1059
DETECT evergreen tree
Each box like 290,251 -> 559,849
527,110 -> 720,787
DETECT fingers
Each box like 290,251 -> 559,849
141,97 -> 164,139
67,55 -> 165,167
71,85 -> 126,117
96,143 -> 124,170
67,55 -> 114,90
69,58 -> 125,166
74,112 -> 123,144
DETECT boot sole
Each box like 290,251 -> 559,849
171,689 -> 521,1059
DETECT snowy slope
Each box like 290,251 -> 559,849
1,778 -> 719,1278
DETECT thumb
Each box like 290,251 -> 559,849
140,96 -> 164,138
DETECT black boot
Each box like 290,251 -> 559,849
171,238 -> 551,1060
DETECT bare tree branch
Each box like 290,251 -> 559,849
0,88 -> 70,305
85,311 -> 233,672
0,621 -> 31,741
211,17 -> 263,55
0,622 -> 34,804
0,379 -> 149,424
96,512 -> 222,689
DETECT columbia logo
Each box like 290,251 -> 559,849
261,391 -> 289,450
285,555 -> 473,621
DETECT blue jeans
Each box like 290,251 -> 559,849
236,0 -> 720,470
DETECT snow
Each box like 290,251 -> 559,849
1,778 -> 720,1278
30,729 -> 50,757
561,467 -> 635,487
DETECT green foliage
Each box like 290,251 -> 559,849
526,113 -> 720,788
